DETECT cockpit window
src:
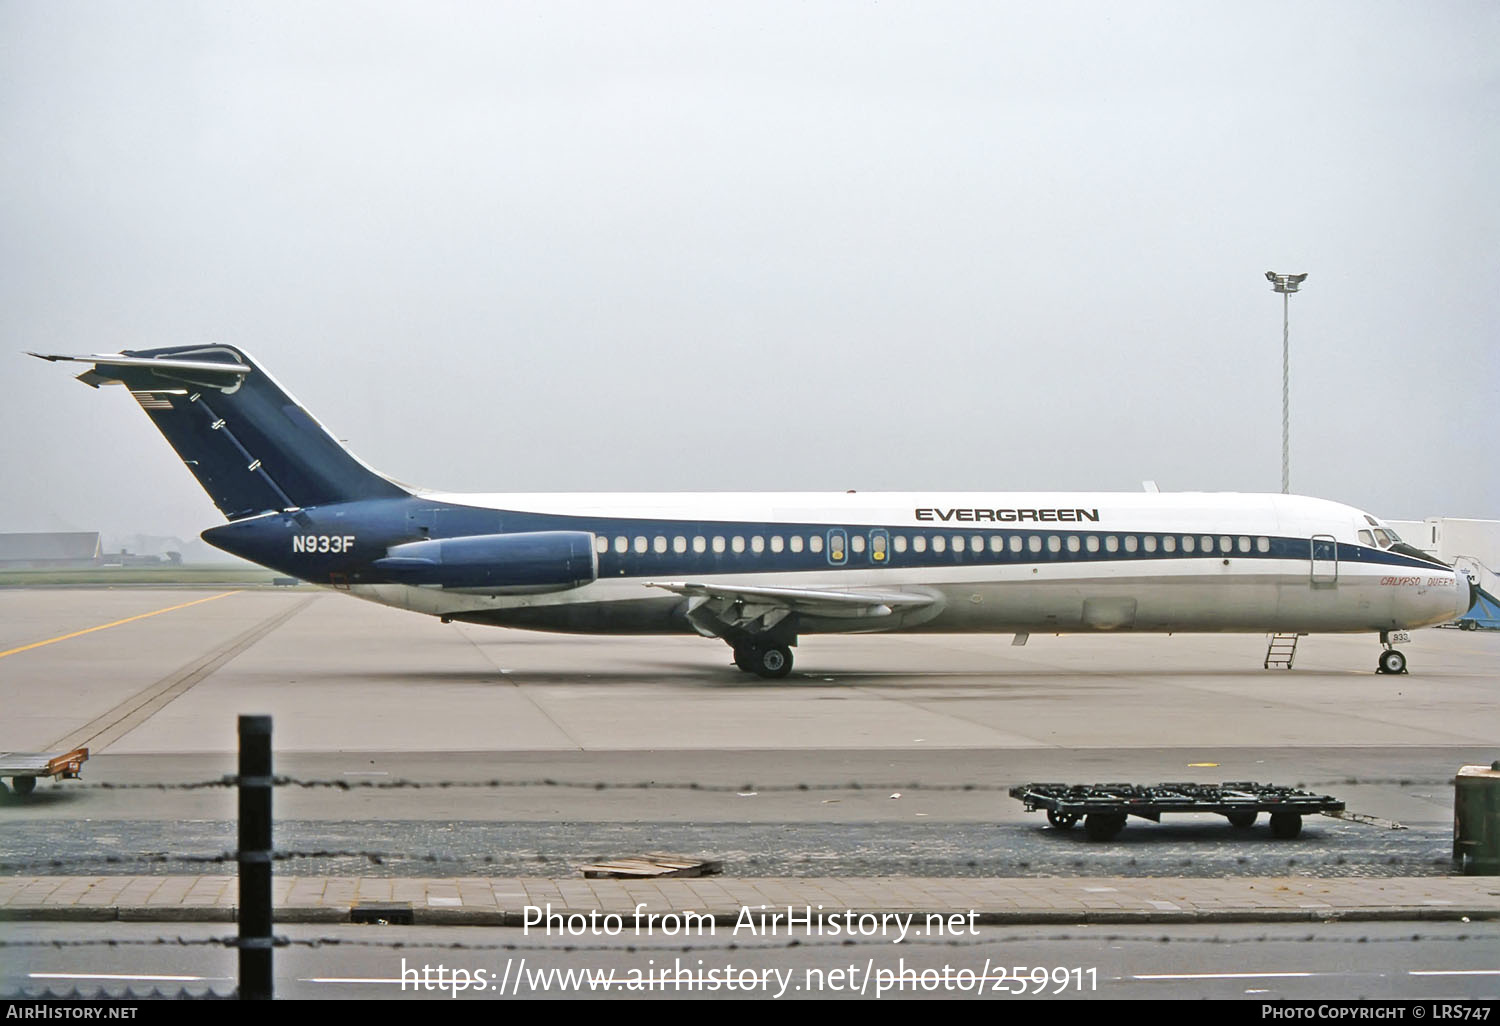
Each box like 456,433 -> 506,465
1358,530 -> 1375,546
1372,529 -> 1391,547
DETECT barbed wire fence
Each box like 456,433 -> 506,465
0,716 -> 1474,1000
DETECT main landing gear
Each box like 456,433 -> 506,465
732,641 -> 794,679
1375,631 -> 1408,675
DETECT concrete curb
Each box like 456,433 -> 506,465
5,875 -> 1498,927
3,906 -> 1497,925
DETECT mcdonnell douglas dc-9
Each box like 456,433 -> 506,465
34,345 -> 1480,679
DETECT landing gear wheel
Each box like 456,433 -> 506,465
1225,810 -> 1257,829
1268,811 -> 1302,839
751,644 -> 794,680
1046,810 -> 1079,830
1083,814 -> 1125,841
10,776 -> 36,797
732,643 -> 755,672
1377,649 -> 1407,675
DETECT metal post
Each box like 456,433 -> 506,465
1265,272 -> 1307,496
1282,290 -> 1290,495
238,715 -> 273,1000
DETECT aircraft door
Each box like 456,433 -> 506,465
1310,534 -> 1338,586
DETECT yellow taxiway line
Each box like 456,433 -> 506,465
0,591 -> 242,660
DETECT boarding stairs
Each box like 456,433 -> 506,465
1453,558 -> 1500,630
1264,633 -> 1301,670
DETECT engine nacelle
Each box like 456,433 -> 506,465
373,531 -> 598,594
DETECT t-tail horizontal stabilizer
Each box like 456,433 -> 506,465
31,345 -> 408,520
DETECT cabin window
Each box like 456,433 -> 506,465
712,536 -> 726,553
851,534 -> 866,554
614,536 -> 628,554
989,535 -> 1003,553
1256,536 -> 1270,553
951,535 -> 965,554
1067,535 -> 1081,553
751,535 -> 765,553
693,536 -> 706,553
810,535 -> 824,554
893,535 -> 908,553
634,536 -> 648,554
971,535 -> 984,552
1181,535 -> 1195,553
1047,535 -> 1061,553
930,535 -> 945,554
1162,535 -> 1176,553
1086,535 -> 1100,553
790,535 -> 805,553
1201,535 -> 1214,553
1008,535 -> 1023,553
1237,536 -> 1251,553
1105,535 -> 1119,553
1124,535 -> 1138,553
1219,535 -> 1233,553
594,536 -> 608,555
770,535 -> 784,553
912,535 -> 927,553
731,536 -> 746,554
827,529 -> 846,563
1143,535 -> 1157,553
1028,535 -> 1043,553
871,530 -> 889,562
653,536 -> 667,554
673,536 -> 687,553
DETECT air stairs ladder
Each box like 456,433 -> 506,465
1264,633 -> 1301,670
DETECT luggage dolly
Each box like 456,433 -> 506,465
1009,781 -> 1345,841
0,748 -> 89,797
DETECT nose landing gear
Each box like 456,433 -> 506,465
1375,631 -> 1408,674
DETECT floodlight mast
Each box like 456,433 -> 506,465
1265,271 -> 1307,495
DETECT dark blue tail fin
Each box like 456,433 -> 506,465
32,345 -> 409,519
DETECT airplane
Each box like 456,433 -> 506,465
32,344 -> 1480,679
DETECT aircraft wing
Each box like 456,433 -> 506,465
648,580 -> 937,638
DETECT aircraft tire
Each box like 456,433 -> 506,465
1046,810 -> 1078,830
1378,650 -> 1407,675
1226,811 -> 1257,829
751,644 -> 793,679
732,644 -> 755,672
10,776 -> 36,797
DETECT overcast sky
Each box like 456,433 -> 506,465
3,1 -> 1496,546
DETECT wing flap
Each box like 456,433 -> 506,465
648,581 -> 937,620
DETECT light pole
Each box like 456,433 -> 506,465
1265,271 -> 1307,495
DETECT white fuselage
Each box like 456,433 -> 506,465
341,490 -> 1469,637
